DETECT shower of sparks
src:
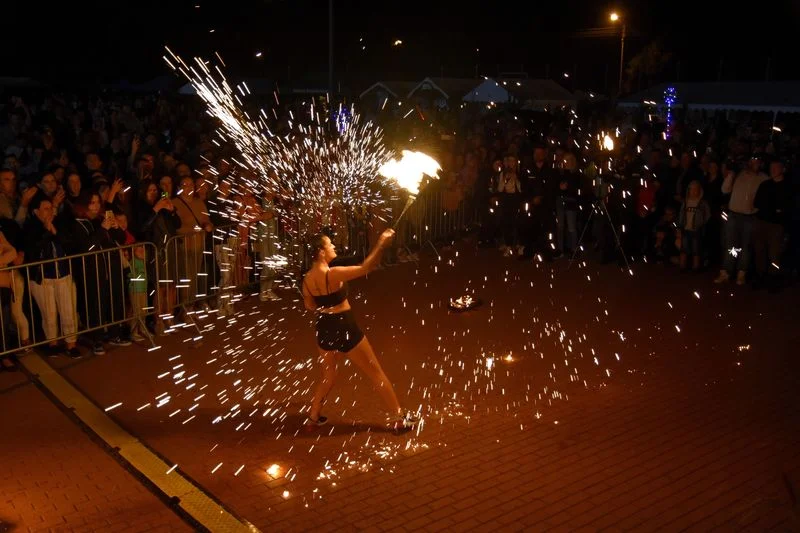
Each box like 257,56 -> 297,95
164,46 -> 398,251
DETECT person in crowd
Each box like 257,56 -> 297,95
678,181 -> 711,271
172,175 -> 213,310
752,159 -> 791,291
703,159 -> 724,267
555,152 -> 580,258
23,193 -> 80,357
715,155 -> 768,285
0,229 -> 30,368
631,172 -> 660,259
136,180 -> 180,334
496,156 -> 521,257
255,192 -> 281,302
64,172 -> 83,213
115,210 -> 148,341
63,192 -> 132,353
653,205 -> 680,264
0,168 -> 37,226
38,172 -> 66,215
520,145 -> 554,259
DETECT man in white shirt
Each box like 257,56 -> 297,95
715,155 -> 768,285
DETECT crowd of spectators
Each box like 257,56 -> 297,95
0,93 -> 280,370
0,90 -> 797,372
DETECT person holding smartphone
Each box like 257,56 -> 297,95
61,192 -> 132,353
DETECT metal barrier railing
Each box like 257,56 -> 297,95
0,188 -> 482,357
160,222 -> 284,317
0,242 -> 160,356
393,181 -> 481,257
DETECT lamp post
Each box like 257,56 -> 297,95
610,12 -> 626,96
328,0 -> 334,96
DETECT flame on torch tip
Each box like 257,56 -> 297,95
379,150 -> 441,195
602,135 -> 614,151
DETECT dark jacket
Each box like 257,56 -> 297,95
136,202 -> 181,246
522,163 -> 554,202
60,216 -> 127,284
754,178 -> 791,227
557,170 -> 581,209
22,217 -> 71,283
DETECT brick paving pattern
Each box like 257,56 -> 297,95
0,379 -> 191,532
3,244 -> 799,531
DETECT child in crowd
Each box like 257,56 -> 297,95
653,205 -> 680,264
115,212 -> 148,341
678,180 -> 711,271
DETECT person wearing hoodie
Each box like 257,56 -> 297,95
678,180 -> 711,271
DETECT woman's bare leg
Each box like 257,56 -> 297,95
347,337 -> 402,416
310,349 -> 338,421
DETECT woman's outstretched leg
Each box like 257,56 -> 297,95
347,337 -> 402,416
310,349 -> 338,421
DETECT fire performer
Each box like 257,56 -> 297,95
301,228 -> 419,430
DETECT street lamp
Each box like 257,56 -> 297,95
610,12 -> 626,96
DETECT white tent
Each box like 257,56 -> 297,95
462,79 -> 512,103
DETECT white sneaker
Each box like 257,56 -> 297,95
736,270 -> 746,286
713,271 -> 729,284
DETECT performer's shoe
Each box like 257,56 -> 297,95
392,411 -> 420,433
307,415 -> 328,427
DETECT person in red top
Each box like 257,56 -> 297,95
631,175 -> 660,258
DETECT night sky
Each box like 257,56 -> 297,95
4,0 -> 799,93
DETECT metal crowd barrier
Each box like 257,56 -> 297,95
0,188 -> 483,358
160,222 -> 285,316
392,181 -> 481,257
0,242 -> 159,357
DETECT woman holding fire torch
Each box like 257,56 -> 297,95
302,228 -> 419,430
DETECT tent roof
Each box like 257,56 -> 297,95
462,79 -> 512,102
501,79 -> 575,103
408,77 -> 481,100
619,81 -> 800,112
359,81 -> 418,99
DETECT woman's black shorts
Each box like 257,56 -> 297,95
315,310 -> 364,352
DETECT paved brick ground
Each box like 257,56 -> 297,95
4,241 -> 800,531
0,377 -> 191,532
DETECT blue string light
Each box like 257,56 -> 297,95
332,106 -> 352,134
663,86 -> 677,139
